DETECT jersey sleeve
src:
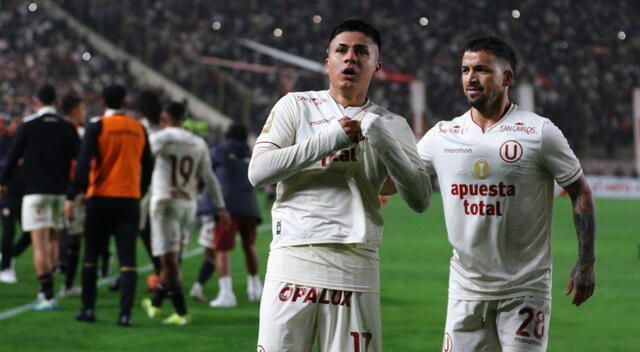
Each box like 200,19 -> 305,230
361,112 -> 431,212
416,125 -> 438,175
149,131 -> 164,156
198,141 -> 226,209
248,93 -> 350,187
254,93 -> 299,149
540,119 -> 583,186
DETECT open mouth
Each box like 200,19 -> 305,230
342,67 -> 357,78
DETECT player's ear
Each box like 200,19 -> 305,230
503,69 -> 513,87
375,61 -> 382,73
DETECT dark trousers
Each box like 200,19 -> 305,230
0,197 -> 21,270
82,197 -> 139,317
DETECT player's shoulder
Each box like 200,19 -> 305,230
286,90 -> 331,107
365,102 -> 404,121
504,105 -> 552,136
429,111 -> 470,133
509,105 -> 548,124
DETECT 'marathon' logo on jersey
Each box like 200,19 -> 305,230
450,182 -> 516,216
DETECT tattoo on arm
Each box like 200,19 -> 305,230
566,177 -> 596,268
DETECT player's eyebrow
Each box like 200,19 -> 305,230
335,43 -> 371,51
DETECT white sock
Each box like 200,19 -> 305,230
250,275 -> 261,287
218,276 -> 233,294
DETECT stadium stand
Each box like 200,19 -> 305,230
3,0 -> 638,168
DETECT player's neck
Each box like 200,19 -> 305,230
471,98 -> 512,131
328,86 -> 368,108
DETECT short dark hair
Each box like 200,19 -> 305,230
136,89 -> 162,125
225,123 -> 247,141
37,84 -> 56,105
102,84 -> 127,109
165,101 -> 186,123
463,36 -> 517,74
60,93 -> 83,115
329,19 -> 381,53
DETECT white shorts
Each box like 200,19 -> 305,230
150,199 -> 196,256
22,194 -> 65,231
258,280 -> 381,352
443,297 -> 551,352
197,216 -> 215,249
64,194 -> 86,235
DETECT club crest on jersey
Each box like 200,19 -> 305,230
473,159 -> 490,179
499,140 -> 523,163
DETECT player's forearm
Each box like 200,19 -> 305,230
363,118 -> 431,212
202,170 -> 226,209
248,123 -> 350,187
567,177 -> 596,268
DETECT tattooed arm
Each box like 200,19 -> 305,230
562,175 -> 596,306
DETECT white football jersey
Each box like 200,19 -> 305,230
149,127 -> 224,207
255,90 -> 419,249
252,90 -> 423,292
417,104 -> 582,300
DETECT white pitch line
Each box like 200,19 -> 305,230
0,223 -> 271,321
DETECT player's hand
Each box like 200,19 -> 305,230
0,185 -> 7,198
338,117 -> 362,144
64,200 -> 75,221
217,208 -> 231,226
564,264 -> 595,306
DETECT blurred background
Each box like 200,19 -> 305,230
1,0 -> 638,176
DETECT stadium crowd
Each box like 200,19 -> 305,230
53,0 -> 640,162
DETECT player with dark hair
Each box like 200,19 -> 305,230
0,84 -> 80,310
250,19 -> 431,351
67,83 -> 154,326
57,93 -> 86,296
136,89 -> 163,291
141,102 -> 229,325
416,36 -> 596,351
207,122 -> 263,308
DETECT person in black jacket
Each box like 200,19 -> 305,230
208,123 -> 263,308
0,114 -> 27,284
0,84 -> 80,310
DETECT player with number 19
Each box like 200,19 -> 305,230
141,102 -> 230,326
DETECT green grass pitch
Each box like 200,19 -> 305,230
1,192 -> 638,351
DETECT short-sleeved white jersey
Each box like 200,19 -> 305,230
149,127 -> 225,207
255,90 -> 419,250
417,104 -> 582,300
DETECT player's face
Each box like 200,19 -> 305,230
325,31 -> 381,92
69,102 -> 86,125
461,50 -> 512,110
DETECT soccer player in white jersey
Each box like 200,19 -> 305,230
416,37 -> 596,352
141,102 -> 230,325
249,19 -> 431,352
